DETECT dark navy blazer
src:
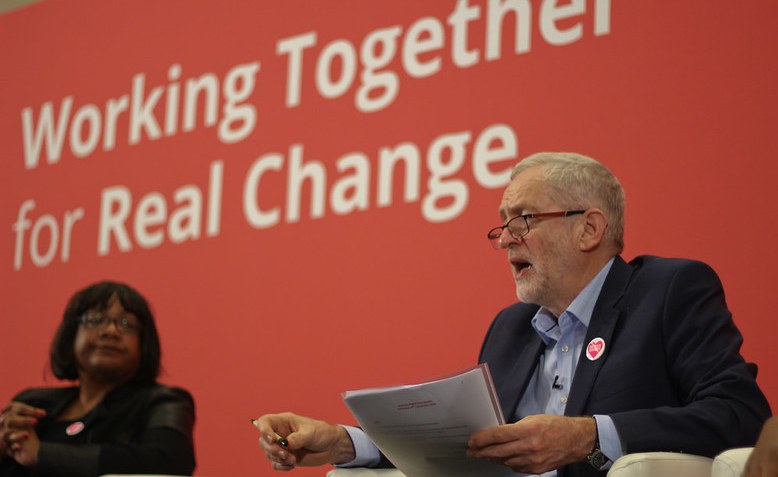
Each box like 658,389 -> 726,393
479,255 -> 771,477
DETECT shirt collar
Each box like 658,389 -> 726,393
531,257 -> 615,345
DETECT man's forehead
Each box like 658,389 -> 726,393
499,171 -> 551,215
499,189 -> 524,214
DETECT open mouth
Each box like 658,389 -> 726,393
511,258 -> 532,278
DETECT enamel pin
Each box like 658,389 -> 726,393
65,421 -> 85,436
586,337 -> 606,361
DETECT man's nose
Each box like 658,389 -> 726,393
498,227 -> 520,249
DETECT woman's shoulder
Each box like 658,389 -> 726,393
145,383 -> 194,403
12,386 -> 79,409
123,383 -> 196,431
13,385 -> 78,401
110,382 -> 194,407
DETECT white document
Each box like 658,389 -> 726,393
342,364 -> 515,477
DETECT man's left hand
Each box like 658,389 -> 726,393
467,414 -> 596,474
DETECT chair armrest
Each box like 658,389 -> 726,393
607,452 -> 713,477
712,447 -> 754,477
326,469 -> 407,477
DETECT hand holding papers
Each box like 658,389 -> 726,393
342,364 -> 515,477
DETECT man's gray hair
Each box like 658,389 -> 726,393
512,152 -> 625,253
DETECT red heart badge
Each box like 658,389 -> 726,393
586,337 -> 606,361
65,421 -> 85,436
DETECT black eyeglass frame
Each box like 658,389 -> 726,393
78,313 -> 143,334
487,210 -> 586,248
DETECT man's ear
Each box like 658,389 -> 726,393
578,208 -> 608,252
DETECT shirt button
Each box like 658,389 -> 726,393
561,345 -> 570,353
561,396 -> 568,404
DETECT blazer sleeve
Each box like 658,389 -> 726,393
608,259 -> 771,457
32,385 -> 196,477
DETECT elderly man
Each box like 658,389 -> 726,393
256,152 -> 771,477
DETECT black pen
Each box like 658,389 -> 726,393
249,418 -> 288,447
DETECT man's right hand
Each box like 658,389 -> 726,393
256,412 -> 356,471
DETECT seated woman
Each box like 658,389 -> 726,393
0,281 -> 196,476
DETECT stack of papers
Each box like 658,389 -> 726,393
343,364 -> 514,477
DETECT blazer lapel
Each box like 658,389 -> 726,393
565,256 -> 632,416
497,331 -> 544,422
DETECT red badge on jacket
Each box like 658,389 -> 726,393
586,337 -> 606,361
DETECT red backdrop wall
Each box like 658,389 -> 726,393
1,1 -> 776,476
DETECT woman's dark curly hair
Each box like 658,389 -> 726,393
49,281 -> 161,384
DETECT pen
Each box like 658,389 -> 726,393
249,418 -> 288,447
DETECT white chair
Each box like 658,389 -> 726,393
326,469 -> 406,477
325,448 -> 754,477
327,455 -> 713,477
326,454 -> 713,477
607,452 -> 713,477
712,447 -> 753,477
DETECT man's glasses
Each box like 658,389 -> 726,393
79,313 -> 142,334
487,210 -> 586,249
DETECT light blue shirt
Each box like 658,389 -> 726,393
513,257 -> 621,476
341,258 -> 623,472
